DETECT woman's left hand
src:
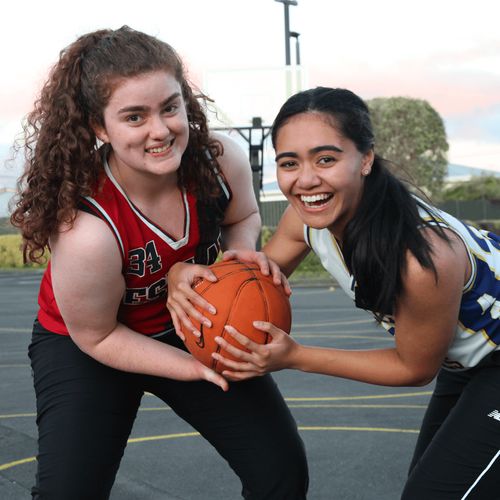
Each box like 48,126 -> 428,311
211,321 -> 299,380
166,262 -> 218,340
222,249 -> 291,296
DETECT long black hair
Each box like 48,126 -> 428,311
271,87 -> 447,319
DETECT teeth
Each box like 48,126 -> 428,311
300,193 -> 331,203
148,145 -> 168,153
147,139 -> 174,154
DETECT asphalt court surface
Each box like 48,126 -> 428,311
0,271 -> 433,499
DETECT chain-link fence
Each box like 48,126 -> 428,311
260,199 -> 500,229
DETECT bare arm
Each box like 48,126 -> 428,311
216,230 -> 468,387
214,132 -> 261,251
263,205 -> 311,277
223,205 -> 311,284
50,211 -> 227,390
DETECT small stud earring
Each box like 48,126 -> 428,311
362,169 -> 370,176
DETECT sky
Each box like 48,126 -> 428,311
1,0 -> 500,213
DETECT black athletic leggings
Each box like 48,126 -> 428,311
28,321 -> 308,500
402,357 -> 500,499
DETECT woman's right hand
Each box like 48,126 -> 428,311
222,249 -> 291,296
211,321 -> 300,380
166,262 -> 218,341
191,357 -> 229,391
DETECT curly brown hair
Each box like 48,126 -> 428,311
11,26 -> 223,263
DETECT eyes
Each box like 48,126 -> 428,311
163,103 -> 180,115
126,114 -> 142,124
124,101 -> 182,125
277,155 -> 337,169
318,156 -> 336,166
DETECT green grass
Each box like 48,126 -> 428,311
0,234 -> 45,269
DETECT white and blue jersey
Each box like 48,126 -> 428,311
304,200 -> 500,370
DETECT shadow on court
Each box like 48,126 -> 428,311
0,270 -> 432,499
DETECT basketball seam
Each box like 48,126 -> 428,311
214,276 -> 256,371
247,267 -> 271,345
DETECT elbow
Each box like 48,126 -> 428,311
67,326 -> 113,358
68,329 -> 96,356
409,375 -> 435,387
248,210 -> 262,230
405,368 -> 438,387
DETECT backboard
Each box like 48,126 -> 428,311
202,66 -> 308,128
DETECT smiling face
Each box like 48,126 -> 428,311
94,70 -> 189,186
275,112 -> 374,240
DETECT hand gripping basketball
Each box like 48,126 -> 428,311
181,260 -> 292,374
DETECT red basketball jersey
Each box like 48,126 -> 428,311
38,160 -> 230,336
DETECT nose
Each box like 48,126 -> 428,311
296,164 -> 321,189
149,114 -> 170,140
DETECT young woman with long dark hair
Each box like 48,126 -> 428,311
174,87 -> 500,499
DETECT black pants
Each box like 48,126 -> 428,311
402,359 -> 500,499
29,321 -> 308,499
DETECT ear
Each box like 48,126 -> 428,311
361,149 -> 374,175
91,120 -> 110,144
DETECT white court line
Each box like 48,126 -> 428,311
0,327 -> 31,333
293,318 -> 376,328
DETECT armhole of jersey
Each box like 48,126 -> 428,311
450,225 -> 477,292
420,218 -> 477,293
303,225 -> 312,248
416,197 -> 476,293
205,148 -> 232,203
79,197 -> 126,260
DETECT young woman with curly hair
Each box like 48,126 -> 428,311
11,26 -> 308,500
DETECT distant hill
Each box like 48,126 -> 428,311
262,163 -> 500,197
447,163 -> 500,180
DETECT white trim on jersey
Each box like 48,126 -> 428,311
420,217 -> 477,293
216,173 -> 230,200
83,196 -> 125,258
103,157 -> 191,251
204,148 -> 231,201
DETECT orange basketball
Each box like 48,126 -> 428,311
181,259 -> 292,373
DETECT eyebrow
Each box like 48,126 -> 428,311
275,144 -> 343,162
117,92 -> 182,114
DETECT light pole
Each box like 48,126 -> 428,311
289,31 -> 301,66
274,0 -> 298,66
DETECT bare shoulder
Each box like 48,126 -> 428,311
423,227 -> 469,279
52,210 -> 120,260
403,227 -> 469,294
210,131 -> 249,177
50,211 -> 123,288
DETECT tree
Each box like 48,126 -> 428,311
367,97 -> 449,196
442,175 -> 500,201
